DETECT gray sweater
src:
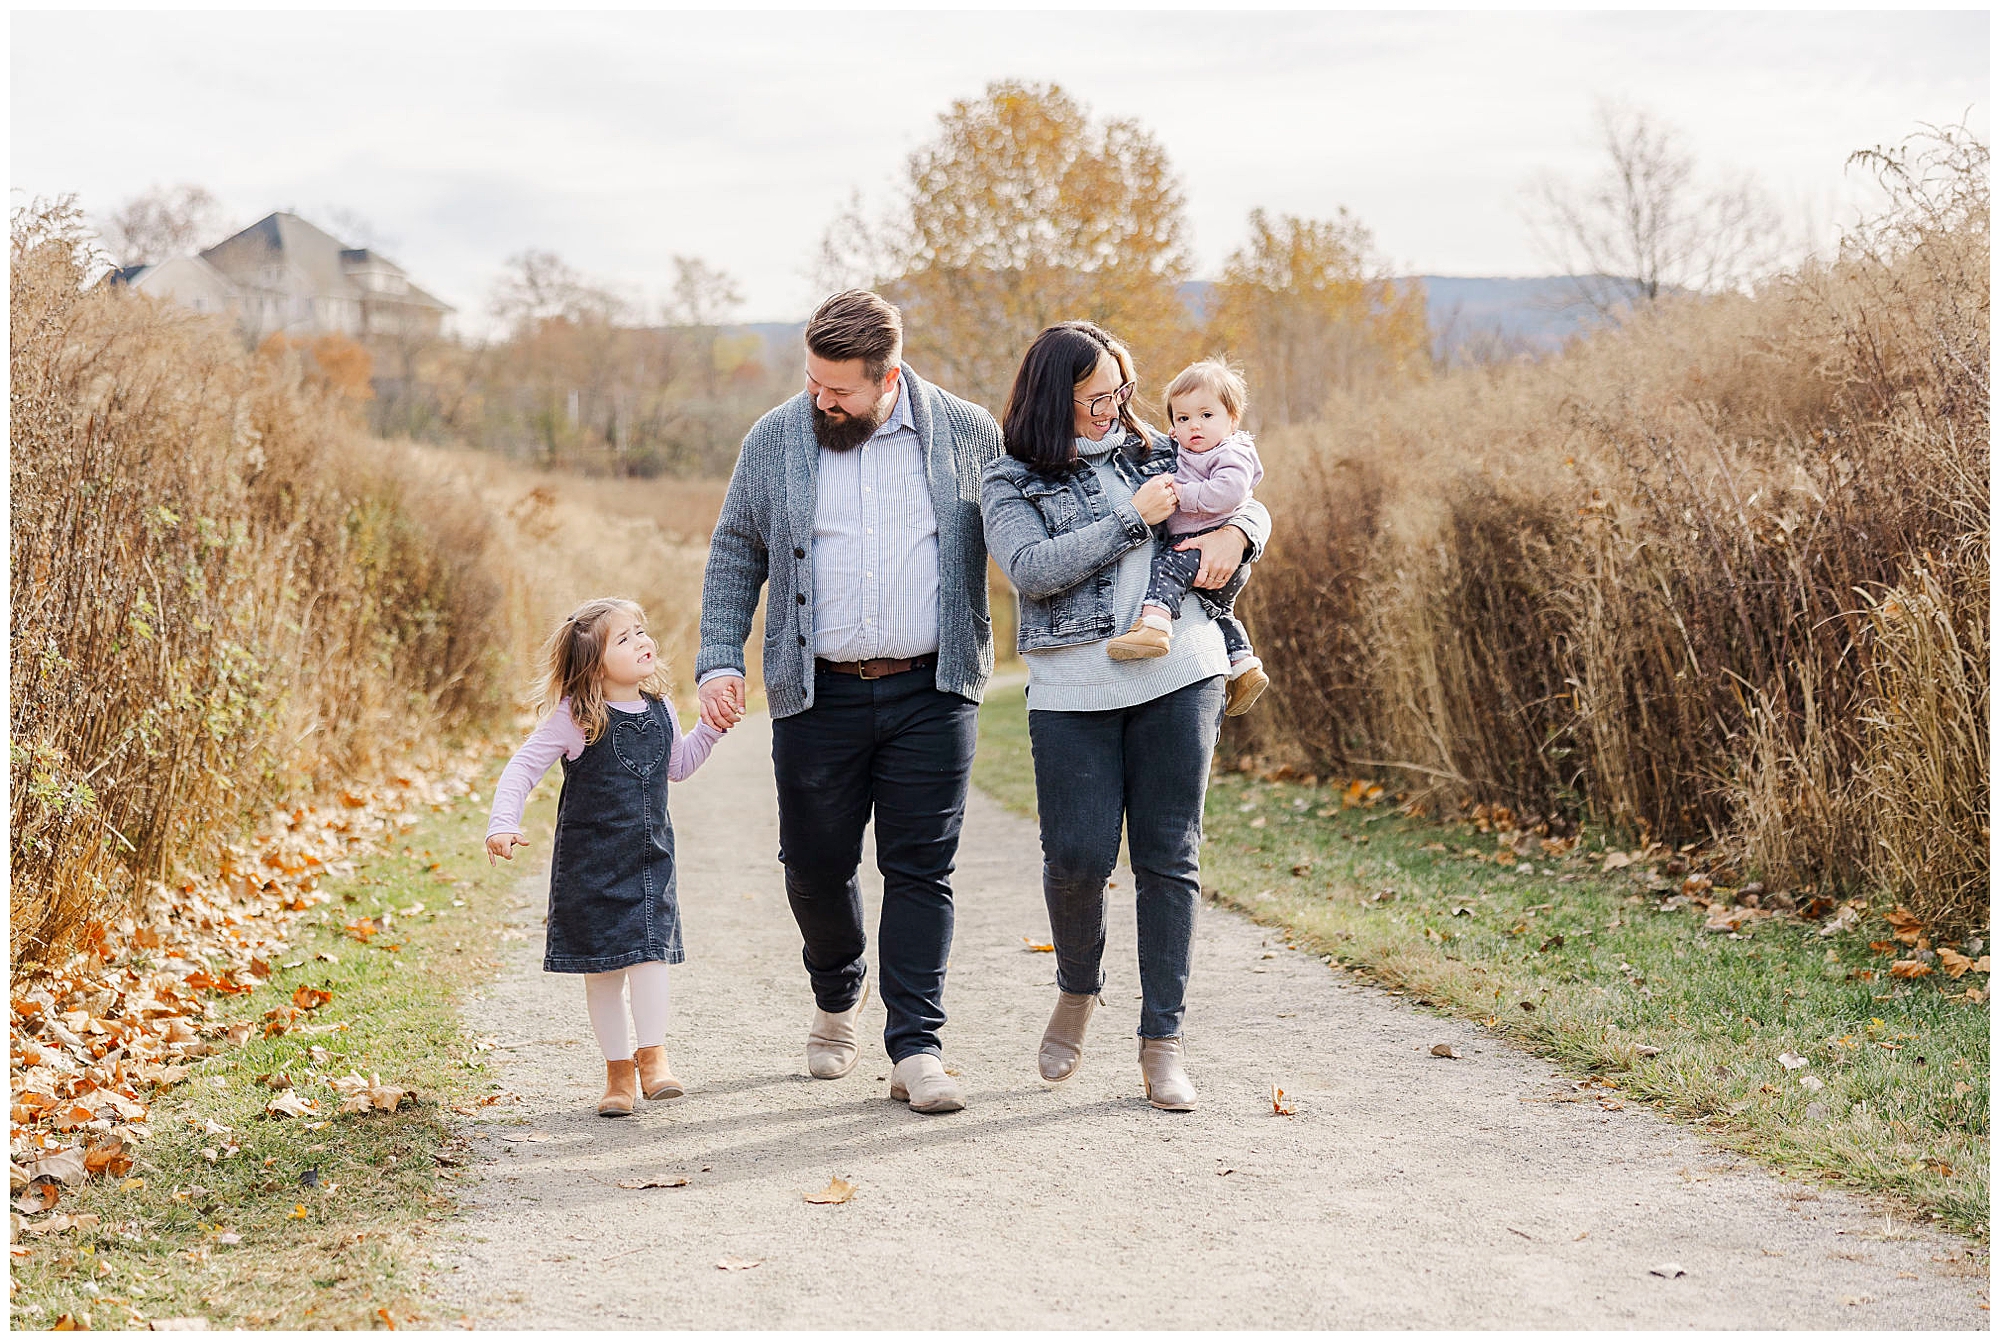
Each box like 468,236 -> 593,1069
697,364 -> 1003,718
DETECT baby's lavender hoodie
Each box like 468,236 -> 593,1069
1167,430 -> 1265,535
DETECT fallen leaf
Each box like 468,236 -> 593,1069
291,985 -> 333,1011
16,1182 -> 60,1214
288,1203 -> 308,1219
804,1176 -> 856,1204
1270,1084 -> 1296,1116
26,1147 -> 88,1186
1889,960 -> 1933,979
617,1177 -> 689,1190
1539,934 -> 1564,953
1937,948 -> 1973,979
264,1089 -> 317,1119
1430,1043 -> 1459,1059
1649,1262 -> 1686,1278
1019,937 -> 1054,953
716,1255 -> 763,1271
1800,1075 -> 1825,1092
1601,851 -> 1635,871
1635,1045 -> 1662,1057
1884,905 -> 1925,944
146,1318 -> 210,1330
1778,1051 -> 1810,1071
376,1307 -> 397,1330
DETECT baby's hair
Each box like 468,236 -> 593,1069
1164,358 -> 1250,423
536,597 -> 673,744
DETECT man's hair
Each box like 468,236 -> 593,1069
1164,358 -> 1249,422
805,289 -> 903,383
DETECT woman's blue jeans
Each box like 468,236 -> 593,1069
1027,675 -> 1225,1039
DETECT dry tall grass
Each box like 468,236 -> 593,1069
393,445 -> 736,714
1238,128 -> 1988,932
10,201 -> 514,965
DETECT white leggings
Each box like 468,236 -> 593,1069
582,962 -> 671,1061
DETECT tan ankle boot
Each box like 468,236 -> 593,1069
1106,617 -> 1171,660
1038,991 -> 1097,1082
888,1054 -> 965,1114
598,1059 -> 638,1117
1139,1037 -> 1197,1111
805,978 -> 870,1080
634,1045 -> 683,1100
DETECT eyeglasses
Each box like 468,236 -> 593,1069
1074,381 -> 1136,418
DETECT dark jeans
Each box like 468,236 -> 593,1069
1144,525 -> 1255,661
771,663 -> 978,1063
1027,675 -> 1226,1039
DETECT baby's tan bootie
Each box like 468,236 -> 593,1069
1107,617 -> 1172,661
634,1044 -> 684,1100
1225,658 -> 1269,716
598,1059 -> 639,1117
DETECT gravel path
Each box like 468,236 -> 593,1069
427,712 -> 1986,1328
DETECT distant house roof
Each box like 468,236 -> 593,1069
201,212 -> 455,313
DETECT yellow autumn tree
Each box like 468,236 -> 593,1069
1210,208 -> 1430,426
829,81 -> 1198,412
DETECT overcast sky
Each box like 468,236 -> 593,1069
10,9 -> 1988,329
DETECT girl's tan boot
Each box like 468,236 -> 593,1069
598,1059 -> 639,1117
634,1045 -> 684,1100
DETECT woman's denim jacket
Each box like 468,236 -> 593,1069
980,430 -> 1271,653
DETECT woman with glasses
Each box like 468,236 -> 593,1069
979,321 -> 1271,1110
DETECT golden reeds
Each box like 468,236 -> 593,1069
1237,127 -> 1988,925
10,200 -> 513,965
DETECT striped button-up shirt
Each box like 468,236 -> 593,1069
811,382 -> 939,662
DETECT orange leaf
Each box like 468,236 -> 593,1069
1020,937 -> 1054,953
1937,947 -> 1973,979
803,1176 -> 857,1205
1884,905 -> 1925,945
1889,960 -> 1933,979
1270,1083 -> 1296,1116
292,985 -> 332,1011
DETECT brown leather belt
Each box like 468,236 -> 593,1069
816,655 -> 933,680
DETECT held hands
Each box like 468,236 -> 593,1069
698,676 -> 746,732
1174,524 -> 1250,590
1132,475 -> 1180,526
485,832 -> 528,866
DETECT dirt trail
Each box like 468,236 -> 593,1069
427,712 -> 1985,1328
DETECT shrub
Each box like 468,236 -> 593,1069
10,199 -> 516,966
1237,128 -> 1988,925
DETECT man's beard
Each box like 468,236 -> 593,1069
811,396 -> 890,452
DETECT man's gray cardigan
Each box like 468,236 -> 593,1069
697,364 -> 1003,718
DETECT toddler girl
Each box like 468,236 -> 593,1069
1106,359 -> 1270,715
485,597 -> 727,1116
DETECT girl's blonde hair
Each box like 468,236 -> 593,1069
536,597 -> 673,744
1164,358 -> 1250,423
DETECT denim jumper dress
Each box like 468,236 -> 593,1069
544,696 -> 684,973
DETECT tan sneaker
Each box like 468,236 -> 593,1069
598,1059 -> 639,1117
889,1054 -> 965,1114
1225,659 -> 1268,716
1107,618 -> 1172,660
805,978 -> 870,1079
634,1044 -> 684,1100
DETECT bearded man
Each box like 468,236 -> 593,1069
695,290 -> 1001,1114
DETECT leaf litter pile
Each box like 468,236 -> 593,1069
9,755 -> 483,1254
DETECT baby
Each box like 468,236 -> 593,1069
1106,359 -> 1269,716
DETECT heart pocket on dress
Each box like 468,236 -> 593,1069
611,711 -> 668,776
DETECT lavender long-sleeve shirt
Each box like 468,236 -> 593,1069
486,696 -> 722,839
1167,431 -> 1266,535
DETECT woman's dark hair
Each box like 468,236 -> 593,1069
1001,321 -> 1151,474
